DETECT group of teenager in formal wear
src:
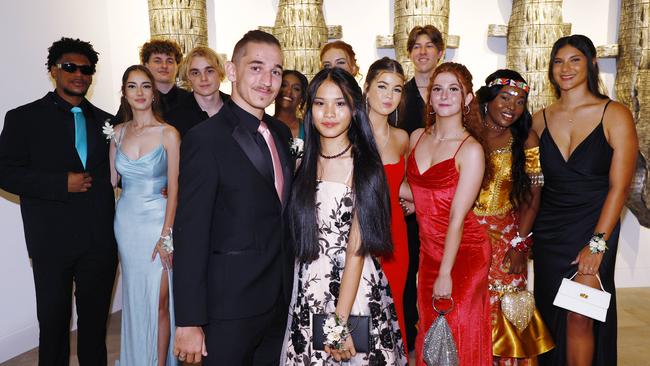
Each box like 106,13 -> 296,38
0,22 -> 637,366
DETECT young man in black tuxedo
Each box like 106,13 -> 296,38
172,30 -> 294,365
0,37 -> 117,365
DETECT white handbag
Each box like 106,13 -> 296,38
553,272 -> 611,322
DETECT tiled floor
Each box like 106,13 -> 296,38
3,287 -> 649,365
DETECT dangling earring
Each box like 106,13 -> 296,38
464,104 -> 470,115
394,108 -> 399,126
365,97 -> 369,114
483,104 -> 487,115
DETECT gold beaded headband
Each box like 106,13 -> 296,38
487,78 -> 530,93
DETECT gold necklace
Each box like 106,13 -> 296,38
432,126 -> 466,141
129,121 -> 152,138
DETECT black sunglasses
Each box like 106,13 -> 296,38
57,62 -> 96,75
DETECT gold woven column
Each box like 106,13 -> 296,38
505,0 -> 569,114
616,0 -> 650,225
268,0 -> 329,80
393,0 -> 452,78
147,0 -> 208,55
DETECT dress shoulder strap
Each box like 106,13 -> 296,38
453,135 -> 471,159
599,100 -> 612,123
542,108 -> 548,128
116,123 -> 127,148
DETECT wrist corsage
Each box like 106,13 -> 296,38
102,120 -> 115,142
159,227 -> 173,253
589,232 -> 607,254
290,137 -> 304,159
323,313 -> 350,349
509,232 -> 532,252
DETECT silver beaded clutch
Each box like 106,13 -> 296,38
422,299 -> 458,366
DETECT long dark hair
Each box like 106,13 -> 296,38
119,65 -> 164,123
425,62 -> 491,184
548,34 -> 608,99
364,57 -> 406,125
476,69 -> 532,207
289,67 -> 392,262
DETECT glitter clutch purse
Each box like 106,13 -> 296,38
423,298 -> 458,366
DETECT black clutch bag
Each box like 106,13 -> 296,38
312,314 -> 370,353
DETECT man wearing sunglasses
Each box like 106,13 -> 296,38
0,37 -> 117,365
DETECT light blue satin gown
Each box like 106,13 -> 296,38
114,126 -> 177,366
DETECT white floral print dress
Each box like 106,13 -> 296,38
282,180 -> 407,365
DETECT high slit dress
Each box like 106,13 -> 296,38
533,100 -> 618,366
114,126 -> 177,366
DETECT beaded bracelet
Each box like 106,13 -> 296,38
589,232 -> 607,254
509,232 -> 532,252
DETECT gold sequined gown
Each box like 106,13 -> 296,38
473,143 -> 554,365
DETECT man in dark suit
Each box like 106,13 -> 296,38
0,37 -> 117,365
172,30 -> 294,365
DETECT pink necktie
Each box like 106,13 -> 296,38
258,121 -> 284,202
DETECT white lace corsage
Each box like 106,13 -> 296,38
290,137 -> 304,158
102,120 -> 115,142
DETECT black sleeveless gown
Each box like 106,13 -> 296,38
533,100 -> 618,366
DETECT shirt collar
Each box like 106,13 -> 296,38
227,99 -> 265,134
48,91 -> 91,113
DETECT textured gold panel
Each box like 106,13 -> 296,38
261,0 -> 330,80
597,44 -> 619,58
616,0 -> 650,225
488,24 -> 509,37
505,0 -> 569,114
147,0 -> 208,55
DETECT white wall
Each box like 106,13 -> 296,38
1,0 -> 648,362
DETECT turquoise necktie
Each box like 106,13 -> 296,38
71,107 -> 87,169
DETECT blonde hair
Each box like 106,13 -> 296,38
179,46 -> 225,89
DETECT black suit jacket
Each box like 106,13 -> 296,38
173,100 -> 294,325
399,77 -> 426,135
165,91 -> 230,138
0,92 -> 117,258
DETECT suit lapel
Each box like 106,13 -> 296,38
229,111 -> 275,188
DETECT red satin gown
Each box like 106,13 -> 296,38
382,156 -> 409,351
407,135 -> 492,366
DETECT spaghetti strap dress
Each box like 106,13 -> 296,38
114,125 -> 177,366
407,134 -> 492,366
381,156 -> 409,351
533,100 -> 618,366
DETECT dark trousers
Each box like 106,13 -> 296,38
403,214 -> 420,352
31,244 -> 117,366
203,296 -> 288,366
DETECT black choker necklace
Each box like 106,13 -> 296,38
319,143 -> 352,159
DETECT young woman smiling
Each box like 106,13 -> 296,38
403,62 -> 491,366
475,69 -> 554,365
532,34 -> 638,366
